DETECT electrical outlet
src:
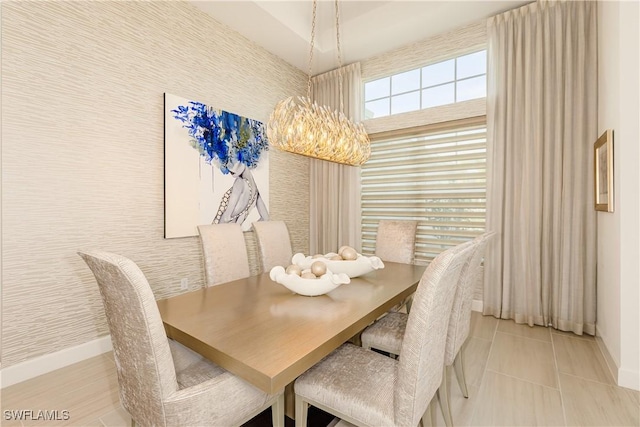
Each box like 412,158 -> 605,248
180,278 -> 189,290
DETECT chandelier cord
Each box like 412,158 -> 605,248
306,0 -> 317,99
335,0 -> 344,114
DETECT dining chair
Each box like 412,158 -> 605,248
375,219 -> 418,264
252,220 -> 293,272
360,231 -> 495,426
197,223 -> 250,287
78,250 -> 284,427
375,219 -> 418,314
293,242 -> 475,427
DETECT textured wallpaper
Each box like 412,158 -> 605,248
361,21 -> 487,81
1,1 -> 308,366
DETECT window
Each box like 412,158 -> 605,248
361,118 -> 486,264
364,50 -> 487,119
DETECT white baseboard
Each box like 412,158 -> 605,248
471,299 -> 483,312
595,326 -> 640,391
595,328 -> 619,385
618,367 -> 640,391
0,335 -> 112,389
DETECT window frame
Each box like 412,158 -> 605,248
363,49 -> 487,119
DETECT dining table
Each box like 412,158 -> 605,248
156,261 -> 426,417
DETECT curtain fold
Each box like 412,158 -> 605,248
484,0 -> 597,335
309,62 -> 363,254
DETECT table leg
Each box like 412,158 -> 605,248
285,382 -> 295,419
348,331 -> 363,346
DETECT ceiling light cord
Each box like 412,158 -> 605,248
306,0 -> 317,99
335,0 -> 344,114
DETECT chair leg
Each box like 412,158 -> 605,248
422,393 -> 439,427
272,393 -> 285,427
130,418 -> 136,427
295,395 -> 309,427
453,348 -> 469,398
437,366 -> 454,427
430,393 -> 439,427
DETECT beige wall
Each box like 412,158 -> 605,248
0,1 -> 308,367
597,0 -> 640,390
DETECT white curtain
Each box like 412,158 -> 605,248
309,62 -> 363,254
484,0 -> 597,335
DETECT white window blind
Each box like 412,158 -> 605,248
361,118 -> 486,264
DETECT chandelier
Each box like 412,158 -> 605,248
266,0 -> 371,166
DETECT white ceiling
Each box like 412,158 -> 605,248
190,0 -> 531,75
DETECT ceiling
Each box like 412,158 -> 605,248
190,0 -> 531,75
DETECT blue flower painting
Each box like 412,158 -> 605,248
171,101 -> 268,174
164,93 -> 270,238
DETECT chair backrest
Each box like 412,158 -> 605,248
252,220 -> 293,272
78,250 -> 177,427
375,220 -> 418,264
445,231 -> 496,365
393,242 -> 475,427
197,223 -> 250,286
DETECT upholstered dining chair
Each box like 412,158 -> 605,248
375,219 -> 418,264
78,250 -> 284,427
360,232 -> 495,426
375,219 -> 418,314
293,241 -> 475,427
198,223 -> 250,287
252,220 -> 293,272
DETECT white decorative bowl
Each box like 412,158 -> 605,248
269,266 -> 350,297
291,252 -> 385,278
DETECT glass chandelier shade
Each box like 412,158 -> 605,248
266,0 -> 371,167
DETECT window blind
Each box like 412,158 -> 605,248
361,118 -> 486,265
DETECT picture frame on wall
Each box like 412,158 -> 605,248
164,93 -> 270,238
594,129 -> 614,212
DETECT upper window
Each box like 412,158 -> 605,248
364,50 -> 487,119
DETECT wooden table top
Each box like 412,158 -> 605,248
157,261 -> 426,394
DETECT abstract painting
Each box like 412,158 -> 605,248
164,93 -> 270,238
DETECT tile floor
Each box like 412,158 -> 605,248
1,312 -> 638,426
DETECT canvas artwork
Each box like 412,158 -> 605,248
164,93 -> 270,238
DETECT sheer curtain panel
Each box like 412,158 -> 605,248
309,62 -> 363,254
484,0 -> 597,334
